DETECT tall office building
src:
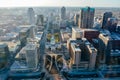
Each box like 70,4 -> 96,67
79,7 -> 95,29
28,8 -> 35,25
29,25 -> 35,38
61,6 -> 66,20
88,47 -> 97,70
25,43 -> 38,69
36,15 -> 44,26
74,14 -> 80,26
102,12 -> 112,29
0,43 -> 9,69
69,38 -> 97,70
70,43 -> 81,69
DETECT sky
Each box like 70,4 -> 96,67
0,0 -> 120,7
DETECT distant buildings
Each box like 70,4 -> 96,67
0,43 -> 9,70
102,12 -> 112,29
93,17 -> 102,30
61,7 -> 66,20
28,8 -> 35,25
79,7 -> 95,29
60,7 -> 67,29
102,12 -> 118,32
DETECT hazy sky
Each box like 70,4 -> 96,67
0,0 -> 120,7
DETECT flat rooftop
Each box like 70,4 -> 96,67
25,43 -> 36,50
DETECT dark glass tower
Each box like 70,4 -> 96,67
79,7 -> 95,29
102,12 -> 112,29
61,6 -> 66,20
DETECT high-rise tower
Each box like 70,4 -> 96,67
28,8 -> 35,25
102,12 -> 112,29
74,14 -> 80,26
25,43 -> 38,69
36,15 -> 44,26
79,7 -> 95,29
61,7 -> 66,20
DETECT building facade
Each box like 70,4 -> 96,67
74,14 -> 80,26
102,12 -> 112,29
25,43 -> 38,69
36,15 -> 44,26
28,8 -> 35,25
79,7 -> 95,29
61,7 -> 66,20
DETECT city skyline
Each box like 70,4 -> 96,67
0,5 -> 120,80
0,0 -> 120,7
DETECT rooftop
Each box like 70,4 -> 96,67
72,27 -> 81,32
25,43 -> 36,50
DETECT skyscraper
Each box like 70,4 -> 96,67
102,12 -> 112,29
28,8 -> 35,25
36,15 -> 44,26
88,47 -> 97,70
74,14 -> 80,26
61,6 -> 66,20
25,43 -> 38,69
79,7 -> 95,29
29,25 -> 35,38
70,43 -> 81,69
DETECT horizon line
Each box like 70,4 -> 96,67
0,6 -> 120,8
